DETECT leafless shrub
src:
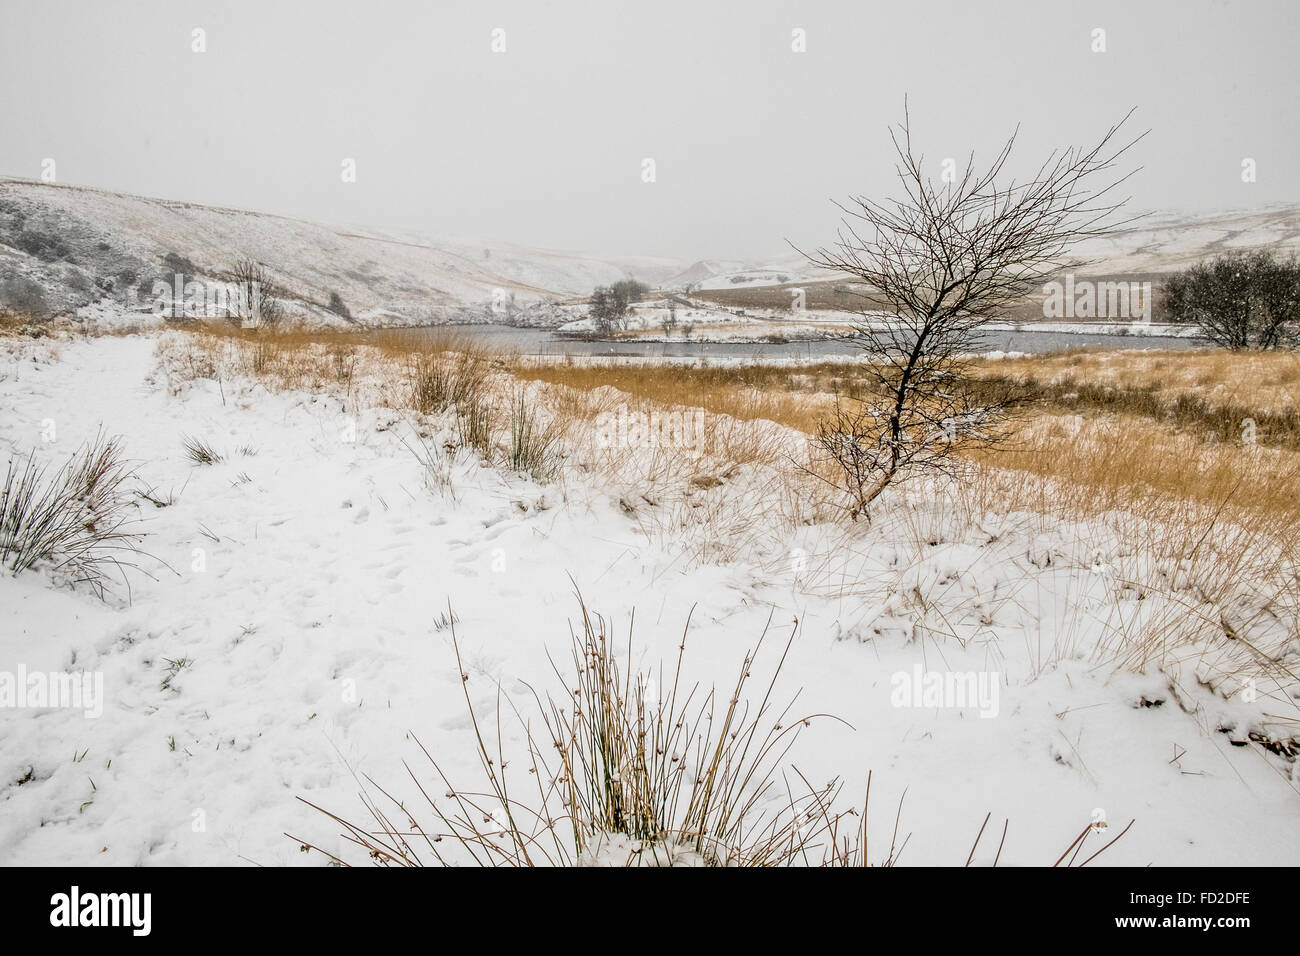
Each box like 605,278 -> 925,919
800,102 -> 1145,520
228,257 -> 282,328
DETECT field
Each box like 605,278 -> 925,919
1,319 -> 1298,866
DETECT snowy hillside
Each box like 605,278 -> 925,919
4,178 -> 1297,329
668,206 -> 1300,292
0,178 -> 685,326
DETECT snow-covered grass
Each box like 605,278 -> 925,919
978,347 -> 1300,416
294,592 -> 868,867
1,432 -> 151,599
1,326 -> 1297,867
520,353 -> 1300,518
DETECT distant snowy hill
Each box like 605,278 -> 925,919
2,176 -> 1297,327
1075,205 -> 1300,272
0,178 -> 685,326
667,206 -> 1300,292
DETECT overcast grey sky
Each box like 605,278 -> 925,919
2,0 -> 1296,260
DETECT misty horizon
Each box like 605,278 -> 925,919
3,0 -> 1298,261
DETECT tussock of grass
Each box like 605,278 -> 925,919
409,345 -> 490,415
409,352 -> 455,414
455,395 -> 494,460
182,435 -> 224,465
506,387 -> 562,480
296,592 -> 863,866
0,433 -> 151,598
292,592 -> 1139,867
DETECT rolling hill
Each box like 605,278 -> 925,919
2,176 -> 1297,328
0,178 -> 685,326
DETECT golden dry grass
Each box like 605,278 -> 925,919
149,329 -> 1300,519
513,358 -> 838,433
971,347 -> 1300,414
515,351 -> 1300,521
153,327 -> 1300,541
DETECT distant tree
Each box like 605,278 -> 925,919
1164,250 -> 1300,350
609,284 -> 630,323
228,258 -> 282,327
588,279 -> 649,334
611,278 -> 650,303
589,285 -> 615,334
660,308 -> 678,335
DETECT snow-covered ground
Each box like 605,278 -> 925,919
1,333 -> 1297,866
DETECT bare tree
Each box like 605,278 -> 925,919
799,103 -> 1146,520
1164,250 -> 1300,350
660,303 -> 679,336
228,257 -> 282,327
